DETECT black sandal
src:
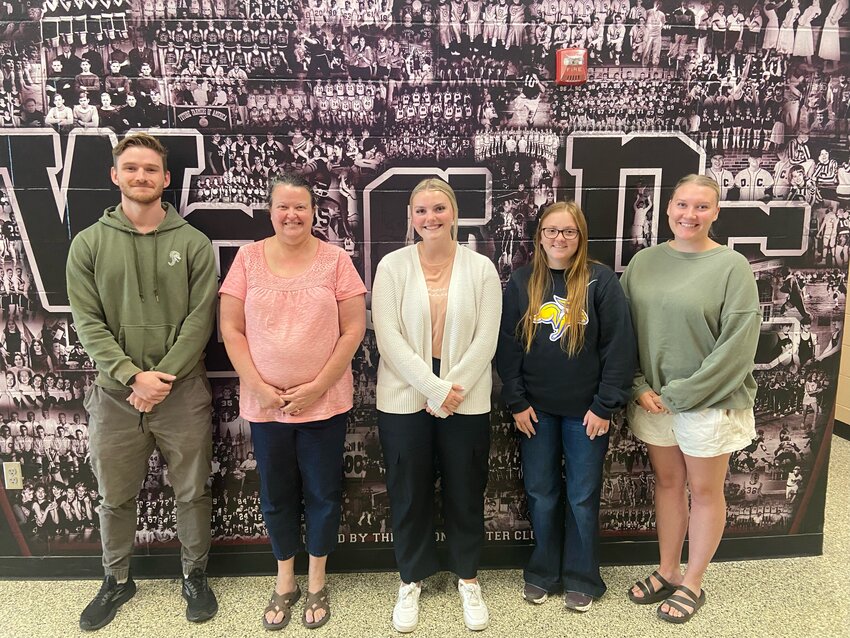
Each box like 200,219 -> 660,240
302,586 -> 331,629
627,570 -> 676,605
657,585 -> 706,624
262,586 -> 301,631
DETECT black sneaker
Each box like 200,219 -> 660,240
79,575 -> 137,631
182,568 -> 218,623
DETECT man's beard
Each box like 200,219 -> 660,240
123,185 -> 164,205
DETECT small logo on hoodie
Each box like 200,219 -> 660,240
168,250 -> 181,267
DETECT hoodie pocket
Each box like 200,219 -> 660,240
118,324 -> 177,371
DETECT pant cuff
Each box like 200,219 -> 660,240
400,565 -> 439,584
523,572 -> 560,593
181,558 -> 208,576
564,578 -> 606,599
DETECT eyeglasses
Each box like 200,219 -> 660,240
541,227 -> 579,240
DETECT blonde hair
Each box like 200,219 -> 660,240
519,201 -> 591,357
672,174 -> 721,205
406,178 -> 459,243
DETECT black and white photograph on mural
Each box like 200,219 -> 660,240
0,0 -> 847,566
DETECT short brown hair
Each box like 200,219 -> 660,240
112,132 -> 168,172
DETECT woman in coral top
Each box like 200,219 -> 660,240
219,173 -> 366,631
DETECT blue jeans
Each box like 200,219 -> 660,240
520,411 -> 609,598
250,412 -> 348,560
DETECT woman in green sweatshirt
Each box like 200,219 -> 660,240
620,175 -> 761,624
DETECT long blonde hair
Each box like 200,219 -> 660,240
520,201 -> 591,357
405,178 -> 460,244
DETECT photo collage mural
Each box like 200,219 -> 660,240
0,0 -> 846,568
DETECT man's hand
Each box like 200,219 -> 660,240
130,371 -> 176,403
127,392 -> 156,413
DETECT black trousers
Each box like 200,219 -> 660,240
378,409 -> 490,583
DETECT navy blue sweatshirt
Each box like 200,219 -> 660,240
496,263 -> 636,420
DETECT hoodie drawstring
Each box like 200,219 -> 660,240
131,234 -> 145,302
130,229 -> 161,303
153,229 -> 159,302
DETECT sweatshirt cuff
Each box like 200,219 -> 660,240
115,362 -> 144,387
658,392 -> 678,414
508,398 -> 531,414
589,399 -> 612,421
632,382 -> 652,402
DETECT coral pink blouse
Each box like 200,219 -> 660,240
219,240 -> 366,423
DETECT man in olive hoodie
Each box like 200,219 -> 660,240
67,133 -> 219,631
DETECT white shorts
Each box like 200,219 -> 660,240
627,403 -> 756,458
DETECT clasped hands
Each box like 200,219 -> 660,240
636,389 -> 669,415
128,372 -> 324,417
424,383 -> 465,417
127,371 -> 176,413
256,380 -> 323,416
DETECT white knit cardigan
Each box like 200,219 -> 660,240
371,243 -> 502,417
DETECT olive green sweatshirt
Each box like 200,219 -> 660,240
66,203 -> 218,390
619,243 -> 761,414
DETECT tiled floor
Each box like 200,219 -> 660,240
3,436 -> 848,638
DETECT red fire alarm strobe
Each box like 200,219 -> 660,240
556,48 -> 588,86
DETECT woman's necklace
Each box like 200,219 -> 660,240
418,243 -> 456,270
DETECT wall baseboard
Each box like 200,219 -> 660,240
836,420 -> 850,441
0,534 -> 823,579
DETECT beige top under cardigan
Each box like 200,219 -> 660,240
419,243 -> 455,357
371,243 -> 502,418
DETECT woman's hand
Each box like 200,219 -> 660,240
255,382 -> 286,412
636,390 -> 668,414
440,384 -> 465,416
583,410 -> 609,440
281,381 -> 324,415
425,384 -> 466,417
512,406 -> 538,438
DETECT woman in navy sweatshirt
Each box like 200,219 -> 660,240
496,201 -> 635,612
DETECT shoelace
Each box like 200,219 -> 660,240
460,584 -> 483,607
94,578 -> 120,606
184,572 -> 208,597
398,584 -> 419,609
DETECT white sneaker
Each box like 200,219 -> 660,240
458,580 -> 489,631
392,582 -> 421,633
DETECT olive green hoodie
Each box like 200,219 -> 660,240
66,202 -> 218,390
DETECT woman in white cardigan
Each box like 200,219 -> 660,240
372,178 -> 501,634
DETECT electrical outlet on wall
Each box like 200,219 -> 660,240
3,462 -> 22,490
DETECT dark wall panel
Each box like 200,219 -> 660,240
0,0 -> 846,574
